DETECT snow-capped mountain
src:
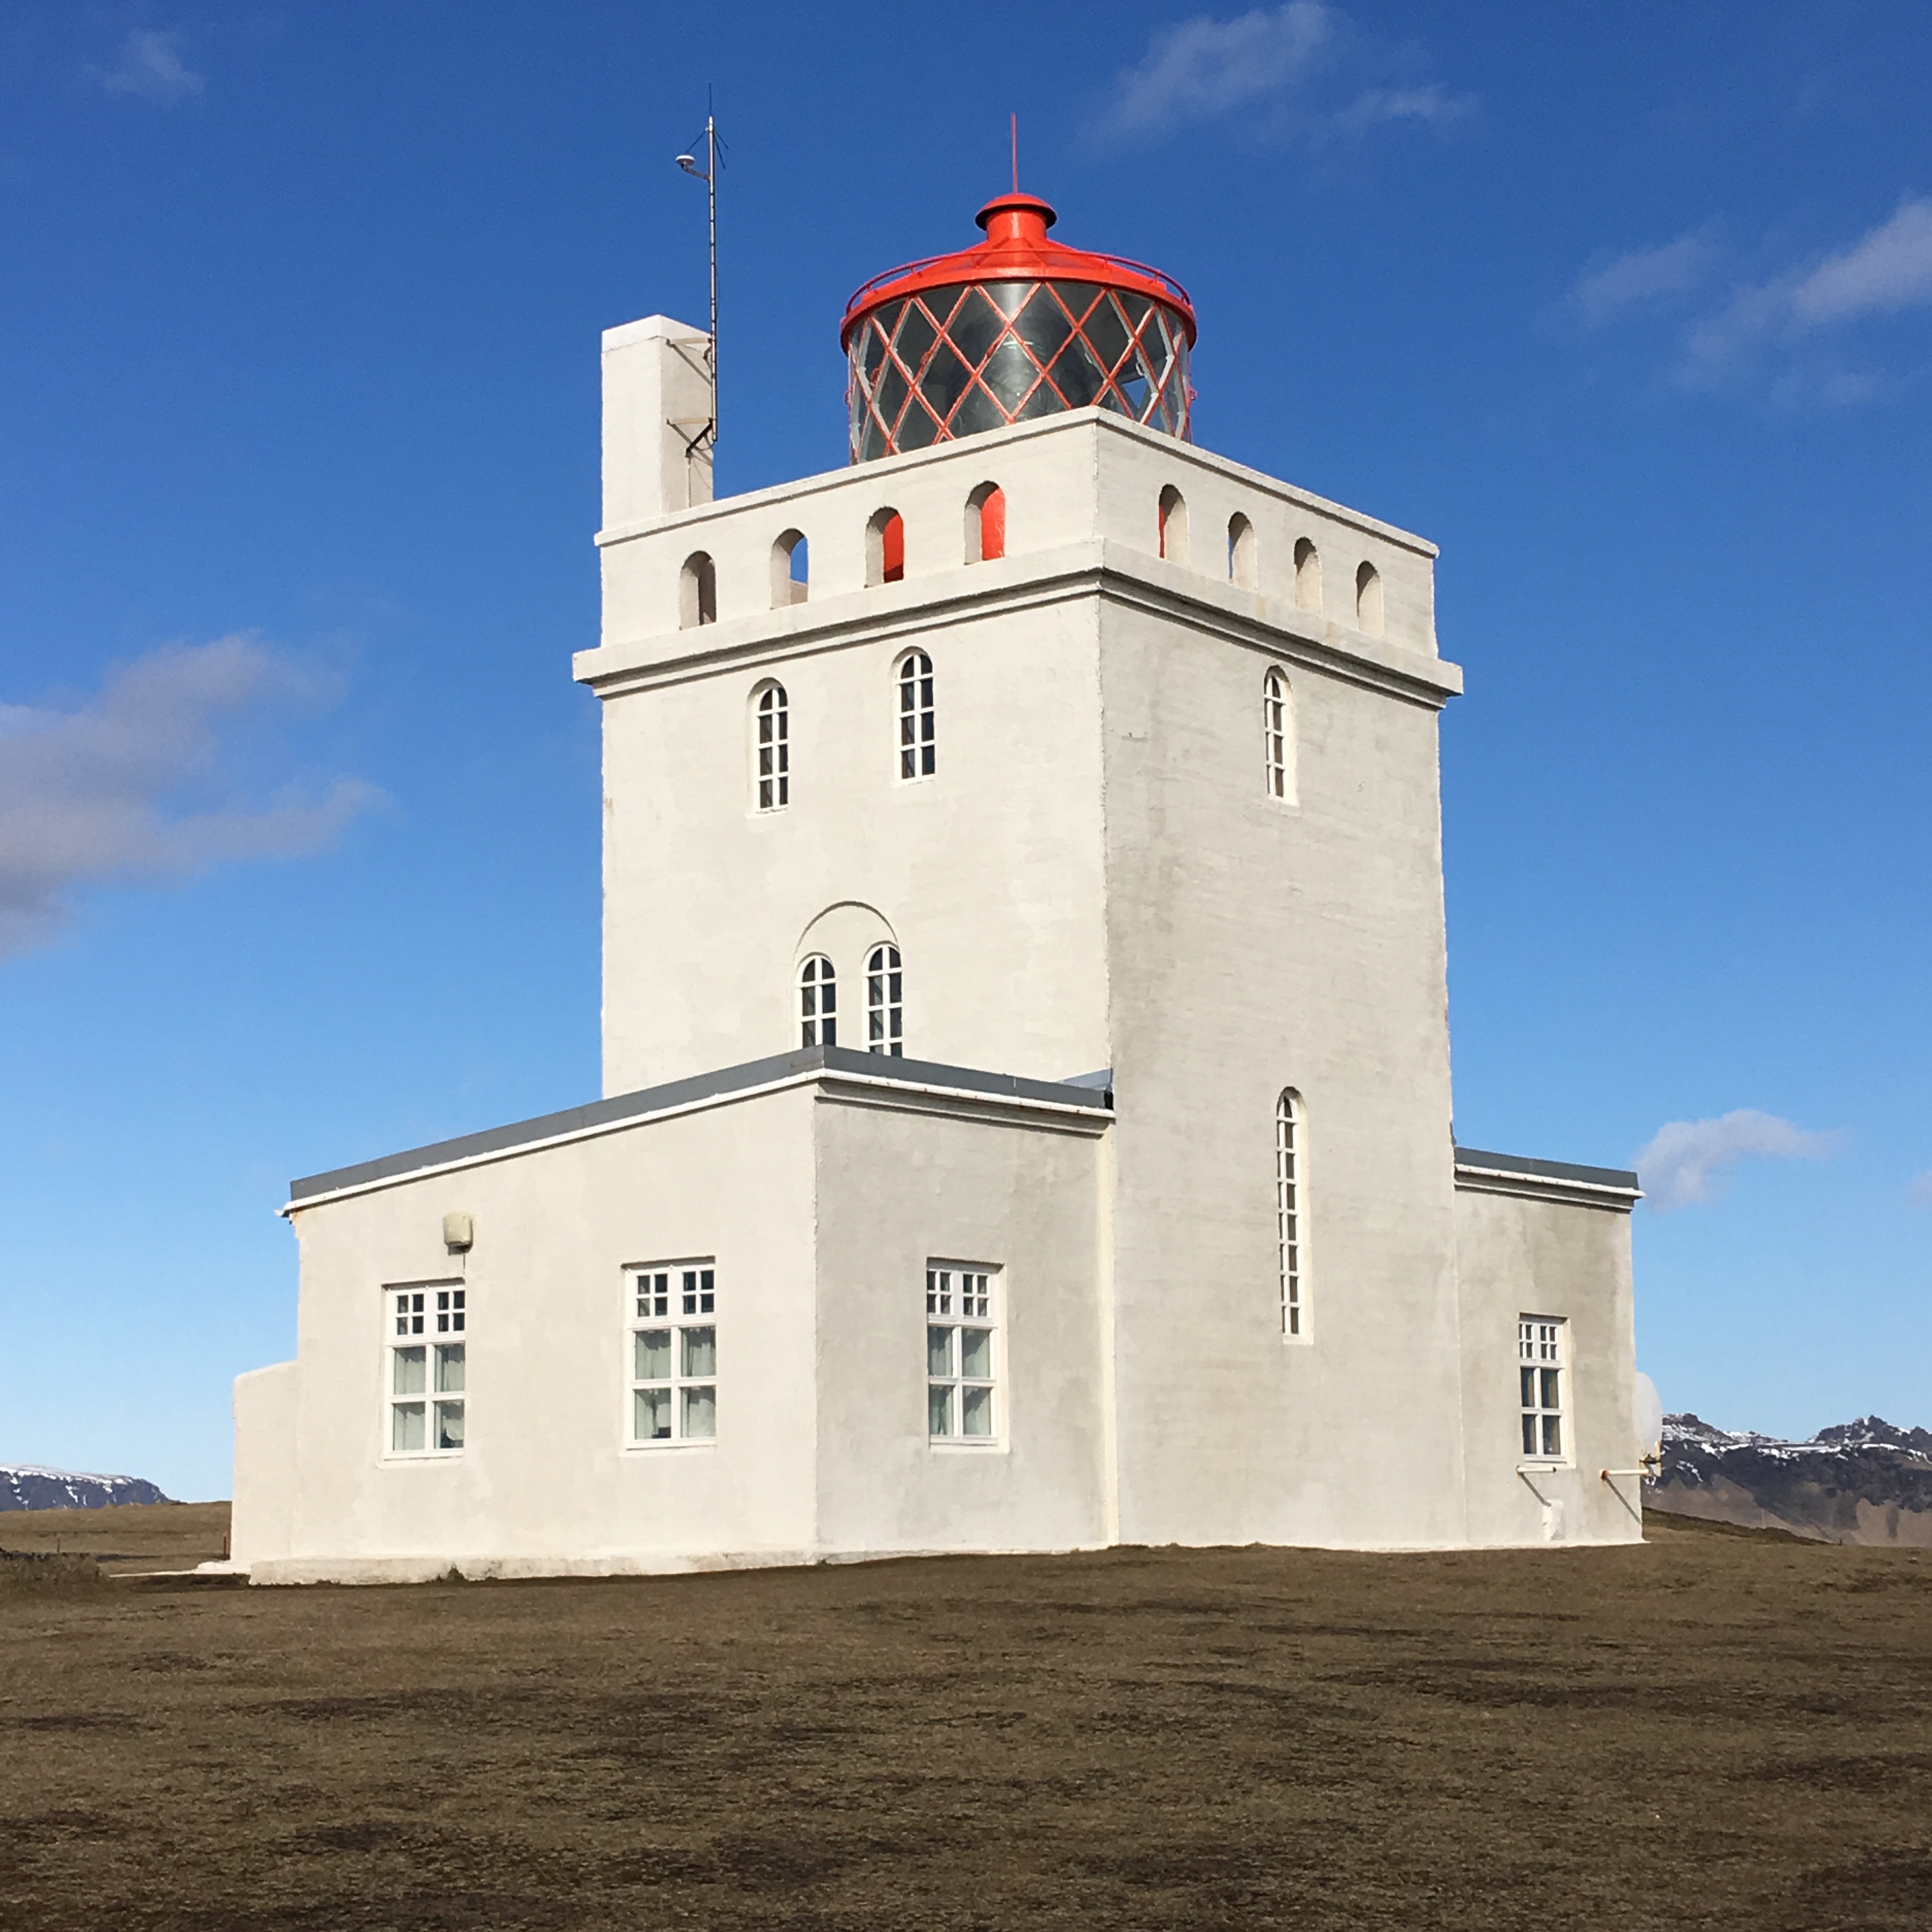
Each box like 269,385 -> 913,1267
0,1464 -> 171,1512
1647,1413 -> 1932,1545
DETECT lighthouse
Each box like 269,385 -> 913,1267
229,189 -> 1644,1581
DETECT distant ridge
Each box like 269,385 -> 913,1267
1,1464 -> 171,1512
1647,1413 -> 1932,1546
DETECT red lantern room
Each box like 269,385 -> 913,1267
841,192 -> 1197,464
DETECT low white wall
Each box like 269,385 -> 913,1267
230,1360 -> 298,1569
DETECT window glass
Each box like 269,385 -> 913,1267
799,955 -> 837,1047
1013,286 -> 1073,370
631,1263 -> 719,1446
387,1284 -> 465,1456
898,653 -> 935,779
926,1265 -> 999,1446
867,944 -> 904,1055
947,287 -> 1005,367
1276,1092 -> 1306,1337
1518,1319 -> 1567,1460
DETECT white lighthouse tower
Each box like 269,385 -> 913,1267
230,190 -> 1643,1582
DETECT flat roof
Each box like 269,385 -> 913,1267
288,1048 -> 1114,1202
1453,1145 -> 1641,1193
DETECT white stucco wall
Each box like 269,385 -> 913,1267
1453,1178 -> 1643,1547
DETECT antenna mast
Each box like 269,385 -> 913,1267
675,104 -> 721,461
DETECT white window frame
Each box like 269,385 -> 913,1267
1519,1317 -> 1568,1464
1263,667 -> 1296,804
896,650 -> 935,781
753,681 -> 789,811
385,1281 -> 467,1458
628,1261 -> 717,1448
866,943 -> 903,1055
1276,1090 -> 1308,1340
798,954 -> 837,1047
926,1262 -> 1000,1448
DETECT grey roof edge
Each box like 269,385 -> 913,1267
288,1048 -> 1114,1202
1453,1145 -> 1641,1193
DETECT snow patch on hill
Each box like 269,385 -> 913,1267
1,1464 -> 171,1511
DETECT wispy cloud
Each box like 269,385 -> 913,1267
1908,1170 -> 1932,1209
0,638 -> 379,958
91,29 -> 205,106
1093,3 -> 1469,146
1632,1109 -> 1837,1212
1571,232 -> 1719,328
1574,199 -> 1932,399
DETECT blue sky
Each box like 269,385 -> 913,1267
2,2 -> 1928,1499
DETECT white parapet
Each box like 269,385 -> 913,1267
601,314 -> 714,528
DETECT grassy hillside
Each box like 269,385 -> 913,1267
1,1515 -> 1928,1928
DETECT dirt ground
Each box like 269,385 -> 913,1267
3,1510 -> 1929,1931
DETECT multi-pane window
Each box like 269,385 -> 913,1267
926,1264 -> 997,1441
867,944 -> 903,1055
898,652 -> 935,779
755,682 -> 789,809
1276,1090 -> 1306,1338
1519,1318 -> 1565,1460
630,1264 -> 717,1445
1264,668 -> 1292,802
388,1284 -> 466,1455
799,954 -> 836,1046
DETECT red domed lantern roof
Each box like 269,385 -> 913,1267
841,191 -> 1197,463
840,193 -> 1196,351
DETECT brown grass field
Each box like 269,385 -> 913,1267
3,1505 -> 1929,1929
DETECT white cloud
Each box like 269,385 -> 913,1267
1096,3 -> 1469,145
93,29 -> 205,106
0,637 -> 379,958
1571,232 -> 1718,327
1786,198 -> 1932,325
1632,1109 -> 1837,1213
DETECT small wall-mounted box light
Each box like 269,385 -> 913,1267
442,1212 -> 474,1252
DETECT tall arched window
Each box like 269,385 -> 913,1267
771,530 -> 808,607
1293,537 -> 1321,613
1276,1090 -> 1307,1338
1157,486 -> 1189,565
1356,560 -> 1384,636
1228,513 -> 1257,590
753,682 -> 789,810
966,483 -> 1006,563
866,944 -> 903,1055
1263,668 -> 1295,804
868,508 -> 905,585
680,551 -> 717,628
897,651 -> 935,779
798,956 -> 836,1048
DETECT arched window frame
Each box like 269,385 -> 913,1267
1293,537 -> 1321,614
965,483 -> 1006,563
1355,560 -> 1384,636
798,955 -> 836,1048
1276,1089 -> 1308,1340
680,551 -> 717,628
771,530 -> 808,607
1157,486 -> 1189,566
896,650 -> 935,781
866,943 -> 903,1055
1262,667 -> 1296,805
751,680 -> 789,811
1228,512 -> 1257,590
868,507 -> 905,586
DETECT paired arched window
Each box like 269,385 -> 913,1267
966,483 -> 1006,563
1293,537 -> 1321,613
680,551 -> 717,628
1263,668 -> 1296,804
753,682 -> 789,811
897,651 -> 935,779
1276,1090 -> 1306,1338
866,944 -> 903,1055
772,530 -> 808,607
798,955 -> 836,1048
1227,513 -> 1257,590
868,508 -> 905,585
1356,560 -> 1384,636
1157,486 -> 1189,565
